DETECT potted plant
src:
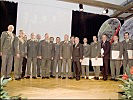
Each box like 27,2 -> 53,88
118,66 -> 133,99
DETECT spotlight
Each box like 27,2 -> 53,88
102,8 -> 109,14
79,4 -> 84,11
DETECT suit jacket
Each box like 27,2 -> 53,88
38,40 -> 54,59
101,41 -> 110,59
110,42 -> 123,60
60,41 -> 73,59
1,31 -> 15,55
72,43 -> 83,61
53,43 -> 61,60
83,44 -> 90,57
90,42 -> 101,58
122,39 -> 133,60
13,37 -> 26,57
27,39 -> 38,58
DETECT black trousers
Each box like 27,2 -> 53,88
73,60 -> 81,79
21,57 -> 27,77
102,59 -> 109,79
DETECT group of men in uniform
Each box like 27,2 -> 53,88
0,25 -> 133,81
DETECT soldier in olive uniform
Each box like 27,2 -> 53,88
13,30 -> 26,80
60,34 -> 73,79
36,34 -> 41,77
1,25 -> 15,79
110,36 -> 123,81
90,36 -> 101,80
53,37 -> 62,78
26,33 -> 38,79
82,38 -> 90,79
38,33 -> 54,79
50,37 -> 54,77
122,32 -> 133,74
70,36 -> 75,78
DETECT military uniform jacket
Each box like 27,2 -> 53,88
53,43 -> 61,60
38,40 -> 54,59
60,41 -> 73,59
110,42 -> 123,60
27,39 -> 38,58
72,43 -> 83,61
1,31 -> 15,55
13,37 -> 26,57
122,39 -> 133,60
83,44 -> 90,58
90,42 -> 101,58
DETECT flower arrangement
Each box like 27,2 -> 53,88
0,76 -> 26,99
118,66 -> 133,99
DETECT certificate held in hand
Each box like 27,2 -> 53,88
91,58 -> 103,66
127,50 -> 133,59
81,58 -> 89,65
112,51 -> 123,60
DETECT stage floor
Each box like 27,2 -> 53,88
4,76 -> 122,99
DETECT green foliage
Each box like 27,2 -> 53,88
118,67 -> 133,100
0,76 -> 27,100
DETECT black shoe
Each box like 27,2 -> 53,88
15,78 -> 21,80
76,78 -> 80,81
96,77 -> 99,80
110,78 -> 115,81
81,77 -> 84,79
68,77 -> 73,79
32,77 -> 37,79
52,76 -> 56,78
45,76 -> 50,79
58,76 -> 61,78
114,79 -> 118,81
50,75 -> 53,77
86,77 -> 89,79
104,78 -> 107,81
42,77 -> 45,79
62,77 -> 66,79
37,75 -> 41,77
94,76 -> 96,79
26,76 -> 30,79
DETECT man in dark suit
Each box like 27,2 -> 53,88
72,37 -> 83,81
101,34 -> 110,80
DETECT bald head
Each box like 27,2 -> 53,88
8,25 -> 14,32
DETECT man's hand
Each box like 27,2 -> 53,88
38,56 -> 42,59
52,57 -> 53,60
60,57 -> 63,59
95,56 -> 98,60
16,54 -> 20,58
0,52 -> 2,56
80,59 -> 83,63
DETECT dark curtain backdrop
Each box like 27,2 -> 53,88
71,10 -> 110,44
0,1 -> 18,71
0,1 -> 18,36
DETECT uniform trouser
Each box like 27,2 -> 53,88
14,56 -> 23,78
22,57 -> 27,77
110,60 -> 121,79
93,66 -> 100,77
81,65 -> 89,77
41,58 -> 51,77
37,58 -> 41,76
1,54 -> 13,78
50,60 -> 54,75
73,60 -> 81,79
62,59 -> 72,77
102,59 -> 109,79
53,59 -> 62,76
27,57 -> 37,77
123,59 -> 133,74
